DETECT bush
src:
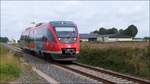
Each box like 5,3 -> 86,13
0,44 -> 21,81
0,62 -> 21,81
77,46 -> 150,79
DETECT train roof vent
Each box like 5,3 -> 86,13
35,23 -> 43,27
51,21 -> 73,24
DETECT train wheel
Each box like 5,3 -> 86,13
38,51 -> 44,57
43,53 -> 54,62
47,56 -> 54,62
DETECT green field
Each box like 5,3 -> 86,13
0,44 -> 21,82
77,42 -> 150,80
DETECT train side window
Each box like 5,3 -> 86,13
36,27 -> 47,41
30,30 -> 35,41
40,27 -> 47,41
43,28 -> 48,38
36,28 -> 43,41
20,35 -> 23,40
29,31 -> 32,41
34,30 -> 37,41
25,30 -> 30,43
47,29 -> 55,42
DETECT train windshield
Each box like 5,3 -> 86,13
55,27 -> 77,38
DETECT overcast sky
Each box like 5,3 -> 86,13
1,1 -> 149,40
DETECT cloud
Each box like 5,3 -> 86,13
1,1 -> 149,40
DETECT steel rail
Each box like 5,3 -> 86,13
73,62 -> 150,84
55,63 -> 116,84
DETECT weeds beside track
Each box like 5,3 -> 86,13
77,42 -> 150,80
0,43 -> 21,82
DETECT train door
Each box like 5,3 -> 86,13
29,30 -> 35,49
35,28 -> 43,53
44,28 -> 55,51
35,27 -> 48,55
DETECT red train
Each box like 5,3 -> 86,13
19,21 -> 80,62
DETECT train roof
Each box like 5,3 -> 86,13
25,27 -> 32,30
24,21 -> 76,31
50,21 -> 76,27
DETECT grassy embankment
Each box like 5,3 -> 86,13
0,44 -> 21,82
77,42 -> 150,80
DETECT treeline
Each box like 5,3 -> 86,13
144,37 -> 150,41
0,37 -> 9,43
91,24 -> 138,38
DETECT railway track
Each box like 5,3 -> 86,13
55,63 -> 150,84
5,44 -> 150,84
73,63 -> 150,84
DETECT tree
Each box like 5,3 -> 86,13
123,25 -> 138,38
91,25 -> 138,37
99,27 -> 107,35
91,30 -> 99,34
92,27 -> 118,35
107,28 -> 118,34
144,37 -> 150,41
119,29 -> 124,34
0,37 -> 9,43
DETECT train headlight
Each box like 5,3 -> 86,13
73,38 -> 77,40
58,38 -> 61,40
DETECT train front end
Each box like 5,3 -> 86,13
48,21 -> 80,61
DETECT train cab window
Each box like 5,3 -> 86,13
54,27 -> 78,43
55,27 -> 77,38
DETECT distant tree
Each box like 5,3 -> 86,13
92,27 -> 118,35
99,27 -> 107,35
144,37 -> 150,41
17,40 -> 21,43
0,37 -> 9,43
91,30 -> 99,34
12,39 -> 16,43
91,25 -> 138,37
123,25 -> 138,38
107,28 -> 118,34
119,29 -> 124,34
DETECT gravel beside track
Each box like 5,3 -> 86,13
21,54 -> 99,83
67,65 -> 135,84
11,66 -> 50,84
36,64 -> 99,84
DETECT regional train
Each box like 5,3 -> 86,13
19,21 -> 80,62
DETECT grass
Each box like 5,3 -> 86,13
77,42 -> 150,80
80,41 -> 149,49
0,44 -> 21,82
